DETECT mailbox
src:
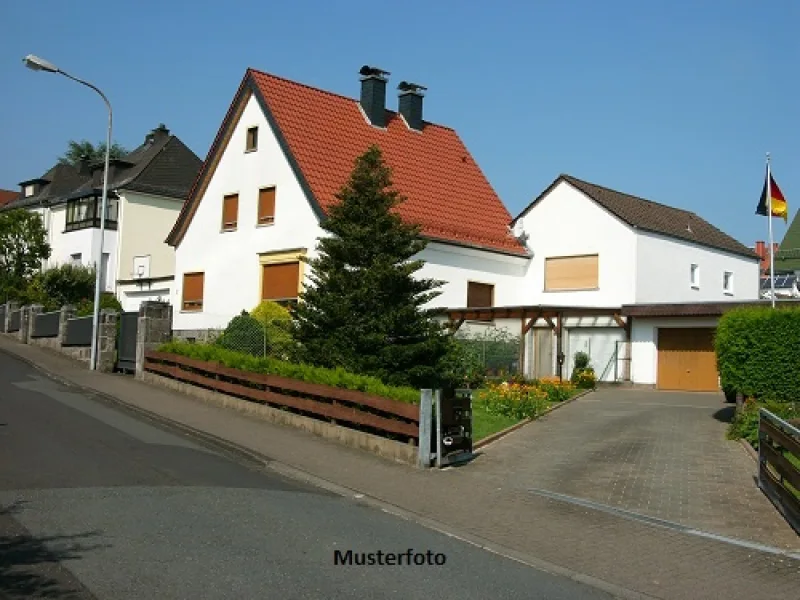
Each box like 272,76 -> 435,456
436,387 -> 474,465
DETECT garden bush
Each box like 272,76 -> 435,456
250,300 -> 298,361
715,306 -> 800,402
215,311 -> 268,357
157,340 -> 421,404
475,379 -> 576,420
727,398 -> 800,448
75,292 -> 122,317
570,351 -> 596,389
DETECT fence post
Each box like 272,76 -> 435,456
27,304 -> 43,341
97,309 -> 119,373
5,301 -> 18,333
136,301 -> 173,380
18,306 -> 31,344
58,305 -> 76,348
418,389 -> 433,468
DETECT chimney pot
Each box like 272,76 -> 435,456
359,65 -> 390,128
397,81 -> 426,131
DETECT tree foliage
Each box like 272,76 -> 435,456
38,263 -> 96,308
0,209 -> 51,301
58,140 -> 128,166
292,145 -> 451,389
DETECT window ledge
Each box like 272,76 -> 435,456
691,285 -> 700,290
256,222 -> 275,228
723,291 -> 734,296
543,287 -> 600,293
220,227 -> 238,233
244,148 -> 257,154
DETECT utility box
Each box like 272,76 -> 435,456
435,387 -> 474,466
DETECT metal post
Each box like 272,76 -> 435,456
417,389 -> 433,468
434,389 -> 442,468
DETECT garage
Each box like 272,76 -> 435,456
567,327 -> 627,383
656,328 -> 719,392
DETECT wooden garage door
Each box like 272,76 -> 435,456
656,328 -> 719,392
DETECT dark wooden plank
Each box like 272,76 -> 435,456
145,360 -> 419,439
759,463 -> 800,534
760,442 -> 800,493
760,418 -> 800,457
145,351 -> 419,422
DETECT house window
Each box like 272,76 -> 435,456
261,262 -> 300,305
258,187 -> 276,225
246,126 -> 259,152
70,253 -> 82,265
723,271 -> 733,294
65,196 -> 118,231
467,281 -> 494,321
182,272 -> 205,311
690,263 -> 700,288
544,254 -> 599,291
24,185 -> 35,197
221,193 -> 239,231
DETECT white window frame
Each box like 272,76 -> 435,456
690,263 -> 700,289
723,270 -> 734,295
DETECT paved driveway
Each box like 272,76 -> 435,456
469,388 -> 799,551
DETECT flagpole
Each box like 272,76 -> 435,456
767,152 -> 776,308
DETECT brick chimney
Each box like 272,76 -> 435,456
359,66 -> 390,128
397,81 -> 426,131
145,123 -> 171,145
755,240 -> 780,273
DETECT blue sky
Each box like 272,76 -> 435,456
1,0 -> 798,247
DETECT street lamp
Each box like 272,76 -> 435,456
23,54 -> 112,371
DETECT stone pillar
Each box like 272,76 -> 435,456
97,309 -> 119,373
27,304 -> 43,342
58,305 -> 76,347
5,301 -> 18,334
135,301 -> 173,379
18,306 -> 31,344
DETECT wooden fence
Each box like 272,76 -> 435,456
143,351 -> 420,442
758,409 -> 800,534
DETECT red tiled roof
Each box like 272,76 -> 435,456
168,69 -> 526,256
0,188 -> 18,208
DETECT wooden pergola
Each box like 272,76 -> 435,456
439,305 -> 630,380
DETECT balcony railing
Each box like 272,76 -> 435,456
65,218 -> 118,232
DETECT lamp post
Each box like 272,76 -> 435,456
23,54 -> 112,371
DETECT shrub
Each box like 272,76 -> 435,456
156,340 -> 421,404
250,301 -> 298,360
436,335 -> 486,390
537,377 -> 576,402
215,311 -> 267,357
572,367 -> 596,389
75,292 -> 122,317
728,399 -> 800,448
715,306 -> 800,402
477,382 -> 550,420
40,263 -> 96,307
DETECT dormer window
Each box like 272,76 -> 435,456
24,185 -> 35,197
246,126 -> 259,152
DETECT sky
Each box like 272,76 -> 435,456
1,0 -> 798,248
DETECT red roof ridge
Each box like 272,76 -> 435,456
246,67 -> 457,133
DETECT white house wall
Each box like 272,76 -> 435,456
117,191 -> 182,282
514,181 -> 637,307
173,93 -> 323,331
635,231 -> 759,303
44,204 -> 117,292
630,317 -> 719,385
118,281 -> 173,312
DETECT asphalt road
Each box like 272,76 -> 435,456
0,351 -> 611,600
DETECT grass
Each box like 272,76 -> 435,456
472,403 -> 522,442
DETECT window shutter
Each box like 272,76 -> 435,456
544,255 -> 599,291
182,272 -> 204,310
262,262 -> 300,301
258,187 -> 276,224
467,282 -> 494,308
222,194 -> 239,229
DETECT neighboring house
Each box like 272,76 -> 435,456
166,66 -> 529,335
509,174 -> 761,388
773,208 -> 800,276
4,125 -> 202,311
0,188 -> 18,208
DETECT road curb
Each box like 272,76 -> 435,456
0,343 -> 657,600
739,438 -> 759,463
474,388 -> 594,451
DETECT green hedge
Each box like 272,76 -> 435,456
715,306 -> 800,402
157,341 -> 420,404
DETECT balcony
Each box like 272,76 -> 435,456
65,195 -> 118,232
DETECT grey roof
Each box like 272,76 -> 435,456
3,126 -> 202,211
5,163 -> 90,210
514,174 -> 759,260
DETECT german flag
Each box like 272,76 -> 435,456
756,170 -> 789,222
